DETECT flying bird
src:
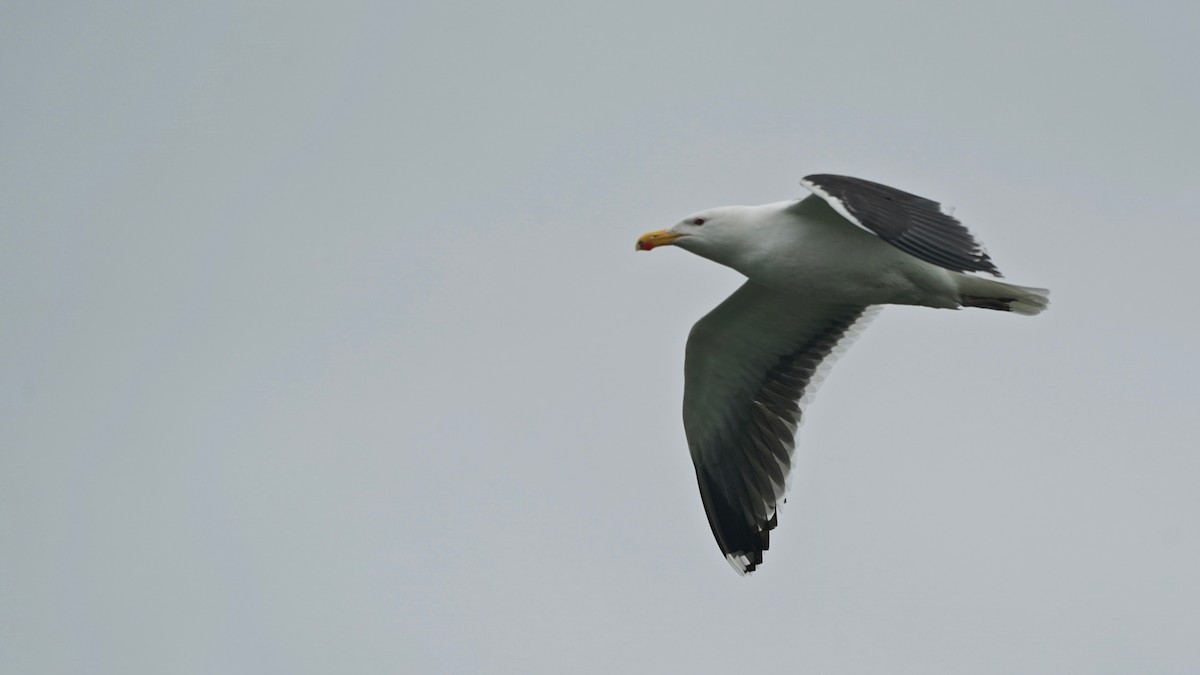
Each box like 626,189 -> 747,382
636,174 -> 1049,574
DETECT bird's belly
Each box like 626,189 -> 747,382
740,229 -> 956,308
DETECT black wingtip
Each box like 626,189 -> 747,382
697,467 -> 777,574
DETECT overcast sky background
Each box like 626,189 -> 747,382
3,1 -> 1199,673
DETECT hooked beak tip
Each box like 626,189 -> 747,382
636,229 -> 681,252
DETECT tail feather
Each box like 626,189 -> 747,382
955,274 -> 1050,316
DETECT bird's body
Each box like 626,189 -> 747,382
637,174 -> 1048,574
698,198 -> 963,309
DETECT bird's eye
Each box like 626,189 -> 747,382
692,218 -> 705,226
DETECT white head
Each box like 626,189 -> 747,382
635,206 -> 755,268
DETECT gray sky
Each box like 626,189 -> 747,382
3,1 -> 1198,673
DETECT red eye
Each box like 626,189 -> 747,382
692,218 -> 705,225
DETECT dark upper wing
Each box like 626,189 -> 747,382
800,173 -> 1002,276
684,281 -> 874,574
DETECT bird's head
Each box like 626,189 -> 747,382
635,206 -> 751,266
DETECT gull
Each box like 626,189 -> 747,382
636,174 -> 1049,574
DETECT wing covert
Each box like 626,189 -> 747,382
800,173 -> 1002,276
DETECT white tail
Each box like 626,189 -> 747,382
954,273 -> 1050,316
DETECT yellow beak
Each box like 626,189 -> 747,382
635,229 -> 686,251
